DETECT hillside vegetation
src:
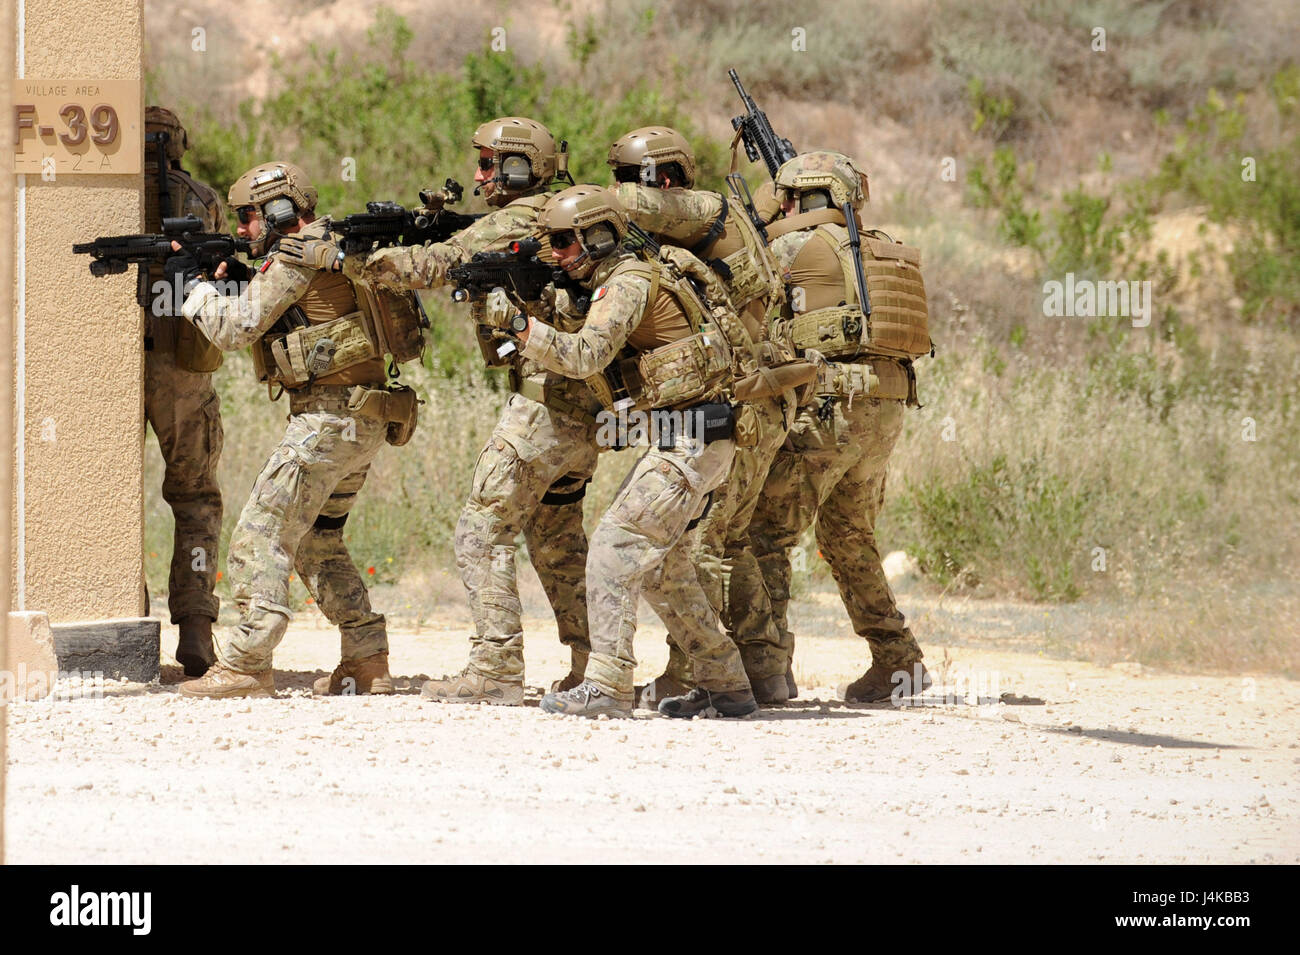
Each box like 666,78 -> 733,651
145,1 -> 1299,673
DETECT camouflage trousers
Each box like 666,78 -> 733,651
217,386 -> 389,673
732,395 -> 922,677
144,326 -> 223,623
585,437 -> 749,701
662,393 -> 792,685
455,393 -> 599,682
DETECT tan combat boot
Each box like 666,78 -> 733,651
540,680 -> 633,718
749,672 -> 791,704
175,614 -> 216,678
420,667 -> 523,706
550,647 -> 589,694
838,661 -> 932,704
633,672 -> 691,710
658,686 -> 758,719
178,663 -> 276,699
313,652 -> 394,696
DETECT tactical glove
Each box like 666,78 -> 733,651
484,287 -> 525,330
163,253 -> 203,300
277,235 -> 344,272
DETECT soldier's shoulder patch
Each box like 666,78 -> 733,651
259,258 -> 272,273
593,286 -> 609,302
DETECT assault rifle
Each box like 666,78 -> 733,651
73,216 -> 251,306
842,201 -> 872,320
447,237 -> 559,307
448,237 -> 593,362
330,179 -> 482,255
728,68 -> 797,179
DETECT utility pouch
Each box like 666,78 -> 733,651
654,401 -> 735,450
718,245 -> 767,309
382,384 -> 420,446
790,305 -> 867,360
814,361 -> 880,404
269,311 -> 378,385
637,324 -> 732,410
346,383 -> 421,446
354,284 -> 427,364
175,319 -> 224,373
586,354 -> 644,413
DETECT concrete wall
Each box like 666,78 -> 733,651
12,0 -> 145,621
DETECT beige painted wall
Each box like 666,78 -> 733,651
13,0 -> 145,621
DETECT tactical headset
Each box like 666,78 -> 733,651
799,189 -> 833,212
248,167 -> 301,231
477,141 -> 572,196
579,221 -> 619,258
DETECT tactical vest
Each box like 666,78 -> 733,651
656,244 -> 815,405
692,195 -> 786,340
583,255 -> 733,413
251,221 -> 393,394
775,211 -> 930,362
143,161 -> 224,373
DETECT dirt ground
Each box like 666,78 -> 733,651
6,587 -> 1298,864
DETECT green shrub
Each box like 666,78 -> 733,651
175,10 -> 731,229
896,454 -> 1087,601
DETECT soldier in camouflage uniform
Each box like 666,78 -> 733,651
345,118 -> 600,704
177,161 -> 401,699
515,185 -> 756,719
731,151 -> 931,703
142,107 -> 226,677
607,126 -> 799,705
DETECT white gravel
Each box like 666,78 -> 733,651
7,606 -> 1298,864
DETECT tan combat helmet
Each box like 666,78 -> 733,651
472,116 -> 559,204
228,161 -> 318,254
145,105 -> 188,162
774,150 -> 869,212
537,184 -> 628,277
607,125 -> 697,189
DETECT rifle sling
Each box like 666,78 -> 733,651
689,194 -> 729,259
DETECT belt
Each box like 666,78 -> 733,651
509,369 -> 598,426
287,382 -> 384,415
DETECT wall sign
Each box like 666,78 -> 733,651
12,78 -> 142,175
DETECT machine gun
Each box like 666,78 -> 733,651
73,216 -> 251,307
728,68 -> 797,179
330,179 -> 482,255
